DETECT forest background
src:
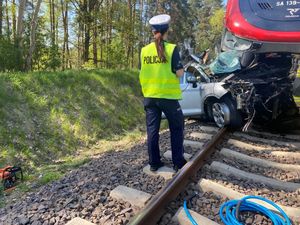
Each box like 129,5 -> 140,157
0,0 -> 224,196
0,0 -> 225,72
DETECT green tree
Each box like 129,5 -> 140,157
189,0 -> 223,52
209,8 -> 225,49
0,0 -> 226,71
0,38 -> 22,71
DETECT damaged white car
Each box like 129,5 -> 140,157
180,0 -> 300,129
180,51 -> 299,129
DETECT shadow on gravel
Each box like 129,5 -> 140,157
262,114 -> 300,134
200,169 -> 300,205
0,132 -> 172,225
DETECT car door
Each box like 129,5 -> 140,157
179,71 -> 202,116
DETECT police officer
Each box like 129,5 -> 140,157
139,14 -> 186,172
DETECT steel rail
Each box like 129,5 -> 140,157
129,127 -> 229,225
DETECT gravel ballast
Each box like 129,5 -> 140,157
1,121 -> 299,225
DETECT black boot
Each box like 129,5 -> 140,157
173,159 -> 187,172
150,162 -> 165,171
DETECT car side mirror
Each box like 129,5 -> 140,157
186,74 -> 198,88
186,75 -> 197,83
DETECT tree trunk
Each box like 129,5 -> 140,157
16,0 -> 26,46
49,0 -> 55,46
138,0 -> 144,55
82,0 -> 89,62
60,0 -> 65,70
100,23 -> 103,68
93,14 -> 98,66
25,0 -> 42,71
55,3 -> 58,45
49,0 -> 52,39
109,0 -> 113,66
5,0 -> 8,39
77,22 -> 82,67
131,0 -> 136,68
60,0 -> 69,69
52,0 -> 56,45
84,24 -> 90,62
66,6 -> 70,69
126,0 -> 132,66
11,0 -> 17,42
155,0 -> 159,14
0,0 -> 3,37
105,0 -> 109,68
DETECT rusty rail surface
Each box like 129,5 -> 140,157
129,127 -> 229,225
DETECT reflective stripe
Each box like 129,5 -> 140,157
139,79 -> 179,85
294,96 -> 300,103
293,65 -> 300,106
141,83 -> 181,88
293,65 -> 300,98
141,89 -> 181,99
142,88 -> 182,94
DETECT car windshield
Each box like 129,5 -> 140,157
209,50 -> 241,75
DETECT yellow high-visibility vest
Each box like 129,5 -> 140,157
139,42 -> 182,100
293,64 -> 300,105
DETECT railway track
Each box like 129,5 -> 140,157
1,121 -> 299,225
124,124 -> 300,225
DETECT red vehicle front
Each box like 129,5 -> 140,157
223,0 -> 300,53
219,0 -> 300,127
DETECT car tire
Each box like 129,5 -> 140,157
210,96 -> 243,128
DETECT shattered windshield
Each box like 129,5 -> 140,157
209,50 -> 241,74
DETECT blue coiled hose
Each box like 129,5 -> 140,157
219,196 -> 291,225
184,200 -> 198,225
184,196 -> 291,225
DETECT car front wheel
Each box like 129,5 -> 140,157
211,97 -> 243,128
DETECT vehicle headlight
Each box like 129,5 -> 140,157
222,30 -> 252,51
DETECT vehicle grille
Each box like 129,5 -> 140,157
257,2 -> 273,10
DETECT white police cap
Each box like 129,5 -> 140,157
149,14 -> 171,32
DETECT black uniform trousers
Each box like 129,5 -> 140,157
144,98 -> 186,168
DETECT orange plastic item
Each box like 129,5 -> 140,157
0,166 -> 13,179
1,166 -> 23,190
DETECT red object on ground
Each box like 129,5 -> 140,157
0,166 -> 23,190
0,166 -> 13,179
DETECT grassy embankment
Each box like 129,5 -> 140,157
0,69 -> 147,199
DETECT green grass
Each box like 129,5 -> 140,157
0,69 -> 144,168
0,128 -> 147,206
38,172 -> 62,185
0,69 -> 146,200
0,69 -> 175,205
